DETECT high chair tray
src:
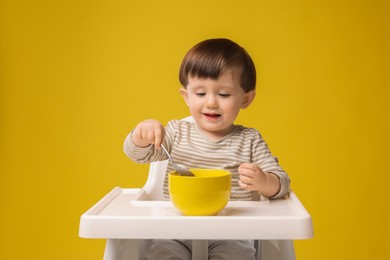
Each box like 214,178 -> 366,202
79,187 -> 313,240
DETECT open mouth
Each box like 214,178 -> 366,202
203,113 -> 221,119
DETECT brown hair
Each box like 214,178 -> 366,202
179,38 -> 256,93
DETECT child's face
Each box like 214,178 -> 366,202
180,69 -> 255,141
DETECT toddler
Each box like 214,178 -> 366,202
124,38 -> 290,260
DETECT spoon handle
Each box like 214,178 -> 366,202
160,144 -> 177,169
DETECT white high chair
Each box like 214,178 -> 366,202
79,115 -> 312,259
103,159 -> 296,260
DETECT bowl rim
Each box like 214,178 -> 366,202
168,168 -> 231,178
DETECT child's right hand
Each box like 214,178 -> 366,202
131,119 -> 165,148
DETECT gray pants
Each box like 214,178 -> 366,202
144,239 -> 256,260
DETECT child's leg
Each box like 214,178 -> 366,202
208,240 -> 256,260
144,239 -> 192,260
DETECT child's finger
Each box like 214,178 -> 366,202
239,163 -> 257,171
239,172 -> 253,183
146,131 -> 155,144
238,165 -> 256,178
238,180 -> 250,190
154,129 -> 164,148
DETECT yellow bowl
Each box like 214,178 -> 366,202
169,169 -> 231,216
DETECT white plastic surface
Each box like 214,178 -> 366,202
79,187 -> 313,240
79,144 -> 309,259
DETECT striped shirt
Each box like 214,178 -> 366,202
124,119 -> 290,200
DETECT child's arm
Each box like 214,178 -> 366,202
238,163 -> 281,198
131,119 -> 165,148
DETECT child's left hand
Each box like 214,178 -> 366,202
238,163 -> 281,197
238,163 -> 266,191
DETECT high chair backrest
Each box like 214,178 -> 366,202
142,159 -> 168,200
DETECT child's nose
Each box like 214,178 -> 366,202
206,95 -> 218,108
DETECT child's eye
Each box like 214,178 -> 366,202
196,93 -> 206,96
219,93 -> 231,97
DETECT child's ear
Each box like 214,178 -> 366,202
241,90 -> 256,109
179,88 -> 189,106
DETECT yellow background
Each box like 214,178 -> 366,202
1,0 -> 389,259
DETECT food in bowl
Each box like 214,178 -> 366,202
169,169 -> 231,216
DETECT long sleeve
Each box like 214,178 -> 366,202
123,131 -> 166,163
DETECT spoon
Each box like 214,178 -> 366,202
160,144 -> 195,176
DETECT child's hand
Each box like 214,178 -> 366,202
131,119 -> 165,148
238,163 -> 281,198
